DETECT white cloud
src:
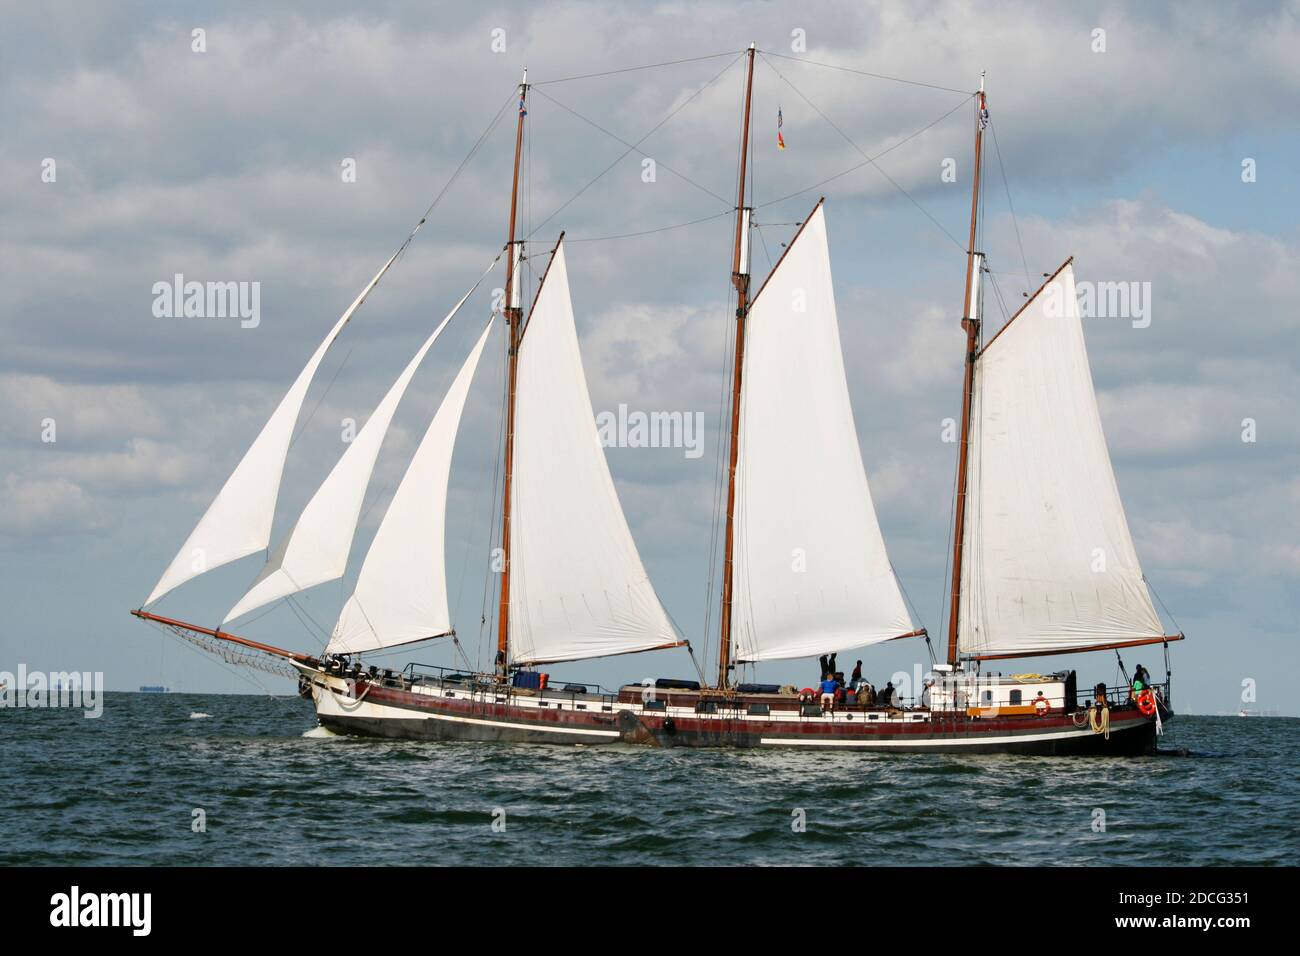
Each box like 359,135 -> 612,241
0,473 -> 101,537
1,1 -> 1297,708
34,437 -> 202,490
0,375 -> 166,442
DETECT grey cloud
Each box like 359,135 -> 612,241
2,1 -> 1297,711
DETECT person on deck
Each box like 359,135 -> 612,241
850,660 -> 863,689
1132,664 -> 1150,692
878,681 -> 896,708
818,655 -> 830,683
819,674 -> 839,712
858,680 -> 875,707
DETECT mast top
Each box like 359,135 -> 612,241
521,67 -> 528,86
979,70 -> 985,93
748,42 -> 755,50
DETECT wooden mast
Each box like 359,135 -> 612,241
496,67 -> 529,681
945,74 -> 986,667
716,43 -> 757,689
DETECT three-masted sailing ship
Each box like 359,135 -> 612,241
134,48 -> 1182,754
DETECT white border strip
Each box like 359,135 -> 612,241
318,688 -> 620,738
759,725 -> 1115,748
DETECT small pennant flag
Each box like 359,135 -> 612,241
519,94 -> 527,117
777,107 -> 786,150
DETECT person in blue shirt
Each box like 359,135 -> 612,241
819,674 -> 840,712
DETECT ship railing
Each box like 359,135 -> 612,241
384,662 -> 619,709
530,684 -> 621,711
1072,680 -> 1170,711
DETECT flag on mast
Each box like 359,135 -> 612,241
777,107 -> 786,150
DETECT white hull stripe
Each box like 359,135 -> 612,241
394,708 -> 620,738
318,690 -> 620,738
759,725 -> 1129,747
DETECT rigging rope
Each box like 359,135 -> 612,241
525,52 -> 745,240
983,263 -> 1015,324
531,86 -> 732,205
731,40 -> 770,666
1089,703 -> 1111,739
519,209 -> 733,245
969,110 -> 991,657
1145,576 -> 1184,635
700,68 -> 752,679
231,86 -> 519,578
988,119 -> 1033,297
755,54 -> 972,254
892,563 -> 929,637
936,434 -> 960,656
451,310 -> 502,633
289,341 -> 354,451
759,51 -> 973,96
409,87 -> 519,245
271,89 -> 514,458
753,88 -> 972,211
147,618 -> 297,686
286,594 -> 330,646
477,314 -> 510,672
533,50 -> 743,86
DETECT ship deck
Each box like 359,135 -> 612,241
297,661 -> 1168,754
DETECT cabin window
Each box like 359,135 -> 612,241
981,690 -> 993,704
1009,690 -> 1022,705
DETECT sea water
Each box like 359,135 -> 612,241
2,692 -> 1295,866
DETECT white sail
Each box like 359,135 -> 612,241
144,250 -> 403,606
731,204 -> 914,663
508,242 -> 681,665
957,262 -> 1164,657
224,283 -> 479,624
328,316 -> 494,655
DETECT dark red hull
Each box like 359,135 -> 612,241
303,666 -> 1165,755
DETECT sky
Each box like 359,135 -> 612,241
1,1 -> 1297,716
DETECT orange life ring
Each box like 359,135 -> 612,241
1136,689 -> 1157,717
1033,696 -> 1049,716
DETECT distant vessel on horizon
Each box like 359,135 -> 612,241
132,47 -> 1181,755
138,685 -> 170,694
